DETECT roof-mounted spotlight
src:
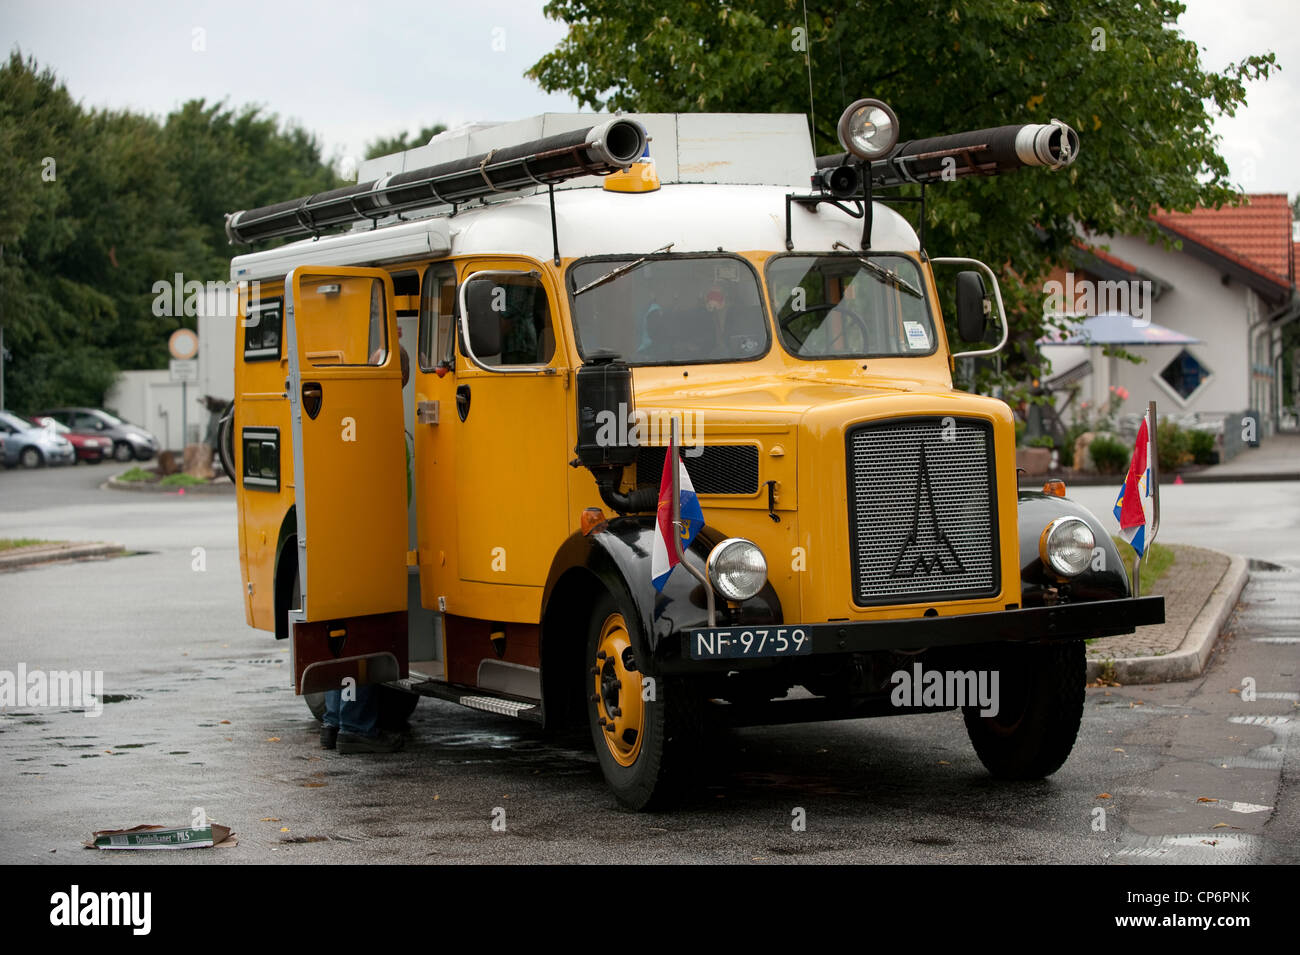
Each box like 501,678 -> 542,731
836,98 -> 899,161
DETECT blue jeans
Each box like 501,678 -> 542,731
323,684 -> 379,737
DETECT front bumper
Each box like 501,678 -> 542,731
661,596 -> 1165,673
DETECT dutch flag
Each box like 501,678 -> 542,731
1113,412 -> 1153,557
651,440 -> 704,592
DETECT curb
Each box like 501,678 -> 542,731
104,476 -> 234,495
1020,471 -> 1299,488
1085,552 -> 1249,685
0,541 -> 126,571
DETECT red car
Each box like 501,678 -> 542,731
33,416 -> 114,464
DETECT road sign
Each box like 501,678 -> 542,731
169,328 -> 198,360
169,359 -> 198,382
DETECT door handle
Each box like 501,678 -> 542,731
456,385 -> 471,422
302,382 -> 323,420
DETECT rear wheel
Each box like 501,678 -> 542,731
216,402 -> 235,481
113,442 -> 134,462
962,640 -> 1085,779
19,446 -> 42,469
587,588 -> 702,810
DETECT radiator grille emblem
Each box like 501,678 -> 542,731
889,445 -> 965,578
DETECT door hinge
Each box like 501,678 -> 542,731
406,550 -> 419,567
417,400 -> 440,424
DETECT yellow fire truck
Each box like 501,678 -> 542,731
221,99 -> 1164,808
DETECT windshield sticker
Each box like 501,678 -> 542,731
904,321 -> 930,350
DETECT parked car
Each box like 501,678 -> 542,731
0,411 -> 76,468
31,416 -> 114,464
36,407 -> 159,462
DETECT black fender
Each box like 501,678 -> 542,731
541,516 -> 782,678
1017,491 -> 1130,605
272,506 -> 297,640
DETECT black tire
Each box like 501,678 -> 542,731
113,442 -> 134,462
586,587 -> 703,810
19,446 -> 43,469
216,401 -> 236,481
962,640 -> 1085,779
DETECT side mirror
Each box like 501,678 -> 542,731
463,279 -> 503,358
955,271 -> 989,344
96,421 -> 106,431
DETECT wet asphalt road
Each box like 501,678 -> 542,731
0,464 -> 1296,864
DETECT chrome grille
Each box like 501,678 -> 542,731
636,444 -> 759,495
846,418 -> 998,605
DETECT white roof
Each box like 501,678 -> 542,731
230,183 -> 920,282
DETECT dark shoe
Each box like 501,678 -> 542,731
320,723 -> 339,750
337,729 -> 405,754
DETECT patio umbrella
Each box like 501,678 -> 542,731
1037,311 -> 1203,346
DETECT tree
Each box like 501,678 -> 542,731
0,54 -> 341,411
365,124 -> 448,159
528,0 -> 1276,398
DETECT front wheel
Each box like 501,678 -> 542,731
962,640 -> 1085,779
19,446 -> 43,469
113,442 -> 134,462
587,589 -> 702,810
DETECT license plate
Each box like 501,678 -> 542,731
689,627 -> 813,660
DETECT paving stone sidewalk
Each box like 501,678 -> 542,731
1085,543 -> 1245,683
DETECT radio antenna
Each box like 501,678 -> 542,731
802,0 -> 816,148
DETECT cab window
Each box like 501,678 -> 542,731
419,264 -> 458,372
460,272 -> 555,367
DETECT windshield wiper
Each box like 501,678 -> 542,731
831,242 -> 924,299
573,243 -> 674,296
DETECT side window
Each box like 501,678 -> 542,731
72,413 -> 99,431
244,297 -> 283,362
460,272 -> 556,368
418,264 -> 458,372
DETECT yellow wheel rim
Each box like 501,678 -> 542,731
593,612 -> 644,767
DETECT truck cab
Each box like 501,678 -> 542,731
224,102 -> 1164,808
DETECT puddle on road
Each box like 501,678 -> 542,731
1247,558 -> 1292,573
100,694 -> 141,704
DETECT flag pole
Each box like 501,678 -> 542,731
1148,399 -> 1160,546
671,416 -> 716,627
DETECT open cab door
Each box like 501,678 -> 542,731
286,266 -> 409,695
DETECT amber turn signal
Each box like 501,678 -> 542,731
581,507 -> 608,536
1041,479 -> 1067,497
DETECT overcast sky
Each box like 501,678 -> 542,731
3,0 -> 1296,198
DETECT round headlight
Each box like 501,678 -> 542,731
836,98 -> 899,161
1039,517 -> 1096,577
706,538 -> 767,601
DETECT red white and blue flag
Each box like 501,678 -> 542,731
1113,412 -> 1154,557
652,443 -> 704,592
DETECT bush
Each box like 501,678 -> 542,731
1156,419 -> 1192,472
1028,434 -> 1055,449
1059,421 -> 1089,469
1089,434 -> 1129,474
1188,428 -> 1216,465
1014,419 -> 1026,447
119,466 -> 151,482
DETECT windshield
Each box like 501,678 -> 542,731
568,255 -> 769,365
767,254 -> 936,359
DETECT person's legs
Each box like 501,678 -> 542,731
339,684 -> 379,737
321,689 -> 341,750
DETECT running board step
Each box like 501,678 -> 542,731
402,679 -> 543,723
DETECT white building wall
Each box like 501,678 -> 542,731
104,371 -> 202,451
1062,233 -> 1253,420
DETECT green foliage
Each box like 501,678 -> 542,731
365,125 -> 448,160
118,466 -> 151,482
1059,419 -> 1090,468
159,472 -> 208,486
1188,428 -> 1216,465
529,1 -> 1275,394
1027,434 -> 1055,449
0,53 -> 340,412
1088,434 -> 1128,474
1156,418 -> 1191,472
0,537 -> 52,550
1111,537 -> 1174,597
